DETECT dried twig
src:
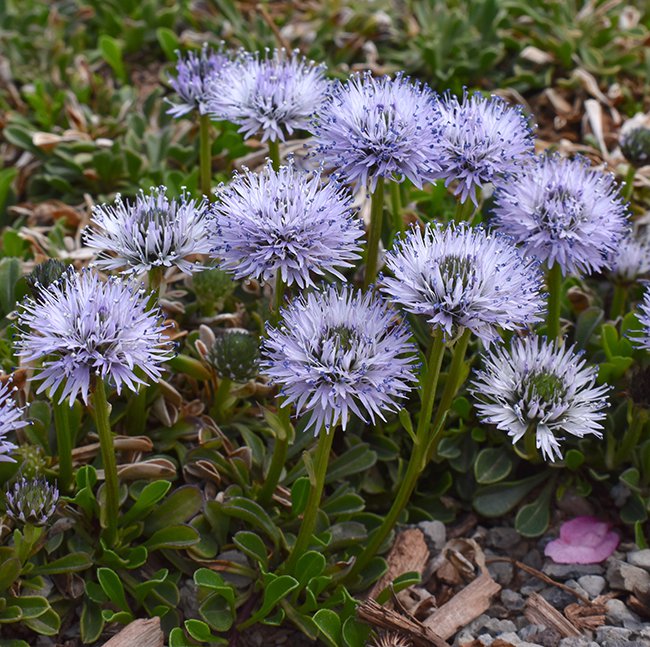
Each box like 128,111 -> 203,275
524,592 -> 580,637
357,598 -> 449,647
486,556 -> 591,604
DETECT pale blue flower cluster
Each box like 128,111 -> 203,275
471,336 -> 610,462
205,48 -> 327,142
261,285 -> 418,434
310,72 -> 440,190
492,154 -> 628,276
432,91 -> 535,204
17,269 -> 174,405
85,187 -> 212,276
0,381 -> 28,463
167,44 -> 229,118
210,161 -> 363,288
381,223 -> 544,344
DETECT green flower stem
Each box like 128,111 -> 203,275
453,198 -> 474,223
615,406 -> 648,469
272,271 -> 286,324
345,332 -> 446,583
425,328 -> 471,463
546,263 -> 563,340
147,266 -> 164,308
212,376 -> 232,421
285,426 -> 335,572
268,139 -> 281,171
610,283 -> 629,321
126,386 -> 147,436
91,378 -> 119,546
199,113 -> 212,197
52,401 -> 73,493
624,164 -> 636,202
258,401 -> 291,505
390,181 -> 404,239
166,354 -> 212,381
364,177 -> 385,289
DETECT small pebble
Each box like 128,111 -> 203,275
627,549 -> 650,573
487,526 -> 522,550
419,519 -> 446,551
539,585 -> 575,609
606,559 -> 650,595
577,574 -> 606,598
500,588 -> 525,611
605,598 -> 644,630
542,561 -> 604,580
487,560 -> 514,586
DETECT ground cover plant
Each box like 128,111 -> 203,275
0,1 -> 650,645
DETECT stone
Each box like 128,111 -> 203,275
539,585 -> 575,609
520,580 -> 546,595
558,639 -> 599,647
606,559 -> 650,594
419,520 -> 446,551
487,560 -> 514,586
468,616 -> 516,636
522,549 -> 543,570
476,634 -> 494,646
487,527 -> 522,550
518,625 -> 546,642
627,549 -> 650,572
542,561 -> 604,580
500,588 -> 525,611
605,598 -> 643,630
455,629 -> 475,646
595,626 -> 633,643
577,574 -> 606,598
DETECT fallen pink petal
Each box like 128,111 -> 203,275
544,516 -> 620,564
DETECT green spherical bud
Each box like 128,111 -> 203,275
13,444 -> 47,479
25,259 -> 68,298
621,127 -> 650,167
192,267 -> 235,315
209,331 -> 259,382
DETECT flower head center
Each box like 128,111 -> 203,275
439,254 -> 475,287
527,370 -> 566,403
328,324 -> 358,353
538,186 -> 585,234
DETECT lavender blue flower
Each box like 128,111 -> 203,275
210,161 -> 364,288
470,335 -> 610,462
262,285 -> 418,434
608,231 -> 650,282
381,223 -> 544,344
167,44 -> 230,118
17,269 -> 174,406
205,48 -> 326,142
5,477 -> 59,526
0,381 -> 28,464
85,187 -> 212,276
310,72 -> 440,190
492,154 -> 629,276
633,286 -> 650,351
432,90 -> 535,205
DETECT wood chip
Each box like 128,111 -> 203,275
524,592 -> 580,637
101,617 -> 164,647
369,529 -> 430,600
357,598 -> 449,647
422,572 -> 501,639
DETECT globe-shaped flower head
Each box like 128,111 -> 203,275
0,380 -> 29,463
432,91 -> 535,205
310,72 -> 440,190
492,155 -> 628,276
381,223 -> 544,344
210,161 -> 364,288
5,477 -> 59,526
206,48 -> 327,142
84,187 -> 212,276
470,336 -> 610,462
608,231 -> 650,283
167,44 -> 230,118
262,285 -> 418,434
17,269 -> 175,405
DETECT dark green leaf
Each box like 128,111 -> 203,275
474,447 -> 513,484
